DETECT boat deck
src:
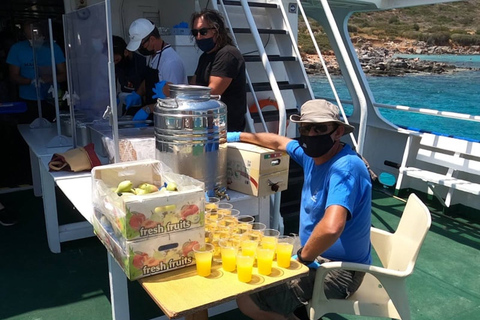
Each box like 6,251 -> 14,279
1,185 -> 479,320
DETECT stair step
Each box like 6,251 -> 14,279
231,28 -> 287,35
219,0 -> 279,8
248,81 -> 306,92
243,55 -> 296,62
249,109 -> 298,123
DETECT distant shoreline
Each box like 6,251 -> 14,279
303,40 -> 480,76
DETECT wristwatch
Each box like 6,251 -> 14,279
297,247 -> 315,265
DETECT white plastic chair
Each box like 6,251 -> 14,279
307,193 -> 432,320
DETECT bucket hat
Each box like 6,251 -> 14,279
290,99 -> 354,135
126,18 -> 155,51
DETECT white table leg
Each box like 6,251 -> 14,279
30,148 -> 42,197
108,254 -> 130,320
39,158 -> 61,253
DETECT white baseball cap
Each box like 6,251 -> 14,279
126,18 -> 155,51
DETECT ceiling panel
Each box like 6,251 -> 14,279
0,0 -> 65,22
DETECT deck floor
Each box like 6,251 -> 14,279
0,186 -> 479,320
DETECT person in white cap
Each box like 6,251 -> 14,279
229,99 -> 372,320
124,18 -> 187,121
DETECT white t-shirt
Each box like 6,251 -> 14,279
148,46 -> 187,84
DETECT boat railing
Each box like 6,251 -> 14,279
297,0 -> 366,152
318,96 -> 480,135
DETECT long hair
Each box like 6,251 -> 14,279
190,9 -> 233,48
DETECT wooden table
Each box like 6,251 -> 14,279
139,260 -> 309,319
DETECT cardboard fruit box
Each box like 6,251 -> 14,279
93,213 -> 204,280
226,142 -> 290,197
92,160 -> 205,240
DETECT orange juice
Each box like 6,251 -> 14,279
218,208 -> 232,216
221,247 -> 237,272
241,239 -> 258,257
236,254 -> 254,282
205,203 -> 218,212
237,223 -> 252,234
219,215 -> 238,227
261,236 -> 278,250
248,229 -> 263,242
256,247 -> 275,275
193,243 -> 214,277
276,242 -> 293,268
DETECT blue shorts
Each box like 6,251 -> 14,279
249,257 -> 365,317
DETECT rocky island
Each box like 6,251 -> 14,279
303,38 -> 480,76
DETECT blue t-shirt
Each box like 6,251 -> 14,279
286,141 -> 372,264
6,40 -> 66,100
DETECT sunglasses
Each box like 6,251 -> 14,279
191,27 -> 215,37
139,36 -> 150,48
298,123 -> 337,136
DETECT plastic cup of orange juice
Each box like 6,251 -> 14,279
261,229 -> 281,253
236,215 -> 254,234
193,243 -> 214,277
256,246 -> 275,275
205,197 -> 220,212
236,253 -> 254,282
219,239 -> 239,272
217,202 -> 233,216
248,222 -> 266,242
276,235 -> 294,268
241,239 -> 258,257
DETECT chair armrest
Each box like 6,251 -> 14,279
312,261 -> 409,300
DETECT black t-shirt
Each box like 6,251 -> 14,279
116,52 -> 147,93
195,45 -> 246,131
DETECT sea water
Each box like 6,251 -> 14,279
308,55 -> 480,141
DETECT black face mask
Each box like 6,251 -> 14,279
299,129 -> 336,158
196,37 -> 216,52
137,46 -> 155,56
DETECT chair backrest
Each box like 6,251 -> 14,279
384,193 -> 432,272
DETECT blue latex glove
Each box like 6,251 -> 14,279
292,254 -> 321,269
133,107 -> 150,121
125,91 -> 141,110
227,132 -> 241,143
152,80 -> 167,99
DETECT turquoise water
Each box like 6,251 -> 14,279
309,55 -> 480,141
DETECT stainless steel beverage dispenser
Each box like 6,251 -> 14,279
154,85 -> 227,196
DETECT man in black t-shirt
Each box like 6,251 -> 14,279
189,9 -> 246,131
113,35 -> 147,94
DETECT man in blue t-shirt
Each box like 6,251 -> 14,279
6,21 -> 66,123
229,99 -> 372,319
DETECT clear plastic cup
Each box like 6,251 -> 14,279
205,197 -> 220,212
210,226 -> 231,262
193,243 -> 215,277
219,239 -> 239,272
236,253 -> 254,282
276,235 -> 295,268
261,229 -> 281,251
256,246 -> 275,275
248,222 -> 266,242
229,208 -> 241,217
218,214 -> 238,228
241,239 -> 258,257
237,215 -> 255,223
217,202 -> 234,216
236,215 -> 254,234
